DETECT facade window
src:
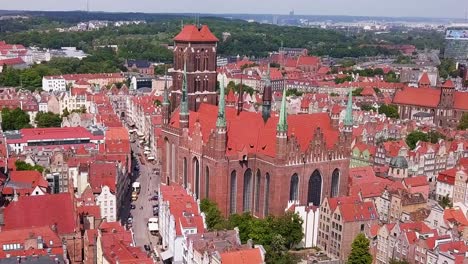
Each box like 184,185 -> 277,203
205,166 -> 210,199
193,158 -> 200,199
307,170 -> 322,206
230,171 -> 237,214
183,157 -> 188,188
243,169 -> 253,212
264,173 -> 270,216
255,170 -> 261,213
331,169 -> 340,197
289,173 -> 299,201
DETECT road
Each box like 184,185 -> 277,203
120,138 -> 162,261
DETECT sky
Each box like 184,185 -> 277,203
1,0 -> 467,19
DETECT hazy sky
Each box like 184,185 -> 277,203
1,0 -> 467,19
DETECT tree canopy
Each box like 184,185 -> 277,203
200,199 -> 303,264
405,130 -> 446,150
348,233 -> 372,264
15,160 -> 44,173
378,104 -> 399,119
1,108 -> 31,131
35,111 -> 62,128
458,113 -> 468,130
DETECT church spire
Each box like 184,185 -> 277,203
237,75 -> 243,115
162,67 -> 170,124
262,64 -> 272,122
277,86 -> 288,133
344,88 -> 353,128
216,78 -> 226,128
163,68 -> 169,106
180,58 -> 189,128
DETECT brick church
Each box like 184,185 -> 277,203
160,25 -> 352,217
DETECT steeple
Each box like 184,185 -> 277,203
277,87 -> 288,134
262,64 -> 272,122
216,79 -> 226,128
162,68 -> 170,124
344,88 -> 353,132
237,75 -> 243,115
180,59 -> 189,128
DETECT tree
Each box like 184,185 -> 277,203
406,131 -> 428,150
378,104 -> 399,119
35,111 -> 62,128
361,104 -> 376,112
200,199 -> 225,230
438,194 -> 453,209
62,107 -> 70,117
458,113 -> 468,130
348,233 -> 372,264
352,88 -> 363,96
1,108 -> 31,131
265,234 -> 299,264
15,160 -> 44,173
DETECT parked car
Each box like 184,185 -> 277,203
153,211 -> 159,217
149,196 -> 158,201
144,245 -> 151,251
130,204 -> 136,210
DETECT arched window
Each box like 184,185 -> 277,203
193,158 -> 200,199
243,169 -> 253,212
171,144 -> 176,182
289,173 -> 299,201
255,169 -> 261,213
331,169 -> 340,198
183,158 -> 188,188
205,166 -> 210,199
264,173 -> 270,216
230,171 -> 237,214
165,138 -> 170,182
307,170 -> 322,206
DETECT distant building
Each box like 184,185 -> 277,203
444,24 -> 468,62
124,59 -> 154,75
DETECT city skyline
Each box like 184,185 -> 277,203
1,0 -> 468,19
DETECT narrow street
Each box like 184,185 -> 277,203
121,137 -> 162,261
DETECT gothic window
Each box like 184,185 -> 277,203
230,171 -> 237,214
289,173 -> 299,201
255,169 -> 261,213
183,157 -> 188,188
331,169 -> 340,198
195,54 -> 201,71
193,157 -> 200,199
171,144 -> 176,182
243,169 -> 253,212
264,173 -> 270,216
307,170 -> 322,206
205,166 -> 210,199
204,56 -> 209,71
165,138 -> 170,182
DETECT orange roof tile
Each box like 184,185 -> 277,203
174,25 -> 219,42
393,87 -> 441,108
220,248 -> 263,264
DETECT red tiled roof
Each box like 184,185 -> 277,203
443,208 -> 468,226
0,226 -> 63,258
226,89 -> 236,103
403,176 -> 428,188
170,103 -> 339,158
437,168 -> 457,185
89,161 -> 118,193
454,92 -> 468,110
3,193 -> 77,235
297,56 -> 320,67
7,127 -> 103,144
393,87 -> 441,108
0,57 -> 25,66
418,72 -> 431,86
9,170 -> 48,188
339,201 -> 378,222
220,248 -> 263,264
174,25 -> 219,42
441,79 -> 455,89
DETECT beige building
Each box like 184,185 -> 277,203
318,196 -> 378,260
389,189 -> 426,222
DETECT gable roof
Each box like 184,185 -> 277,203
418,72 -> 431,86
393,87 -> 441,108
174,25 -> 219,42
3,193 -> 77,235
220,248 -> 263,264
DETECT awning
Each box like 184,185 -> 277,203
160,250 -> 173,261
136,131 -> 144,137
144,146 -> 150,151
144,151 -> 151,155
147,156 -> 155,160
139,140 -> 144,144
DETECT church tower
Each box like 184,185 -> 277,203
214,79 -> 227,158
162,70 -> 171,125
343,89 -> 353,135
170,25 -> 219,112
439,79 -> 455,108
276,87 -> 288,161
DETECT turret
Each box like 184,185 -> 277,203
262,65 -> 272,122
237,75 -> 244,115
180,59 -> 189,129
162,69 -> 171,125
439,79 -> 455,109
276,86 -> 288,161
343,89 -> 353,135
215,79 -> 227,158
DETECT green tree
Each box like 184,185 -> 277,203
406,131 -> 429,150
458,113 -> 468,130
62,107 -> 70,117
348,233 -> 372,264
438,194 -> 453,209
35,111 -> 62,128
352,88 -> 363,96
15,160 -> 44,173
378,104 -> 399,119
438,59 -> 459,79
361,104 -> 376,112
265,234 -> 299,264
200,199 -> 225,230
1,108 -> 31,131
